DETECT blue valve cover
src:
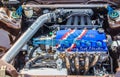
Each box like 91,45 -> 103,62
33,30 -> 108,52
56,30 -> 108,52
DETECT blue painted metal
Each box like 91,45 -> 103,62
107,5 -> 119,19
107,5 -> 114,14
16,6 -> 23,16
33,30 -> 108,52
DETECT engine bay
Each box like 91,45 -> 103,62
20,6 -> 120,76
0,0 -> 120,76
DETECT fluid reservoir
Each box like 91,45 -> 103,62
107,6 -> 120,30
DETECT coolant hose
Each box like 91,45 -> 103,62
2,13 -> 55,63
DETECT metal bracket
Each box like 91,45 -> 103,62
0,66 -> 11,77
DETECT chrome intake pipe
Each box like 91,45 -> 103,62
84,54 -> 100,74
2,13 -> 55,63
65,57 -> 70,69
75,56 -> 80,75
90,54 -> 100,67
75,56 -> 79,70
84,55 -> 89,74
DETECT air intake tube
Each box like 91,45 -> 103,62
2,13 -> 56,63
